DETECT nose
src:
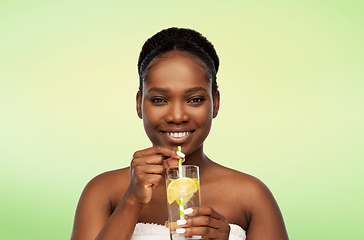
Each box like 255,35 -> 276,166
164,102 -> 190,124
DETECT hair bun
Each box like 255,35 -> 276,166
138,27 -> 219,73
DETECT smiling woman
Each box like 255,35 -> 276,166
70,27 -> 289,240
137,52 -> 218,152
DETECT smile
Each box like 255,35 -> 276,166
164,131 -> 192,138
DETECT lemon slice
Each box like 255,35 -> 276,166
166,177 -> 199,204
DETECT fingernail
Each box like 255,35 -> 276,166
176,228 -> 186,234
184,208 -> 193,214
177,219 -> 187,225
176,151 -> 185,158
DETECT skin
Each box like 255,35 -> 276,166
71,51 -> 289,240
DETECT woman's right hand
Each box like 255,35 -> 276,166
125,146 -> 184,206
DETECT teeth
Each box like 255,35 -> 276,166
166,132 -> 190,138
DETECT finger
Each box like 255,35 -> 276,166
140,174 -> 163,189
135,164 -> 165,176
177,216 -> 222,229
131,154 -> 165,167
184,207 -> 227,222
163,158 -> 181,168
133,145 -> 181,159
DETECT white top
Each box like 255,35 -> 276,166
131,222 -> 246,240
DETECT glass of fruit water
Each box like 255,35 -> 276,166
165,165 -> 202,240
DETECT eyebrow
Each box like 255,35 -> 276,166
185,87 -> 207,94
147,86 -> 207,94
147,87 -> 169,93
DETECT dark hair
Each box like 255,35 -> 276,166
137,27 -> 219,95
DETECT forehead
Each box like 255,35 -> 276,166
144,52 -> 212,92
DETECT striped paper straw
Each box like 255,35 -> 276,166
177,146 -> 184,219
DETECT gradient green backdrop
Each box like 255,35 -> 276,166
1,1 -> 363,239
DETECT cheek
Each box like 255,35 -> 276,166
142,105 -> 159,127
192,104 -> 214,125
193,108 -> 213,144
142,107 -> 162,144
196,104 -> 213,121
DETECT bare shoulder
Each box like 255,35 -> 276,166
208,163 -> 270,199
82,167 -> 130,205
81,168 -> 129,194
85,167 -> 130,191
205,163 -> 288,239
71,168 -> 131,239
230,170 -> 288,239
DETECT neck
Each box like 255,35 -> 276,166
183,144 -> 212,175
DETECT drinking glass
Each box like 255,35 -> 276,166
165,165 -> 201,240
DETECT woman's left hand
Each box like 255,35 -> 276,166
176,206 -> 230,240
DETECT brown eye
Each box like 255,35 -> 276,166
151,97 -> 167,104
188,97 -> 205,104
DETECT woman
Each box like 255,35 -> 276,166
71,27 -> 289,240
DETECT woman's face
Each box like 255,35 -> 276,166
137,51 -> 219,156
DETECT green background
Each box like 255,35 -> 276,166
1,0 -> 363,239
